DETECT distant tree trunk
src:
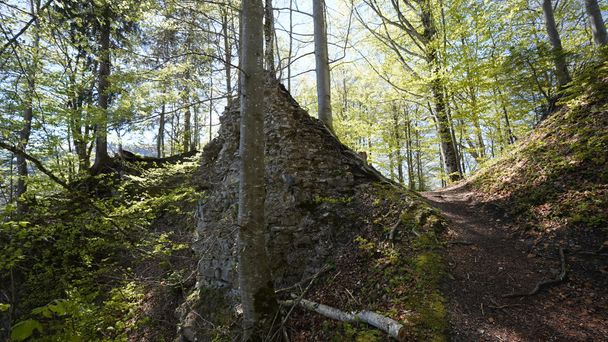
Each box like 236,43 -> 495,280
222,8 -> 232,107
414,121 -> 424,191
238,0 -> 280,339
421,0 -> 461,182
583,0 -> 608,47
287,0 -> 293,91
264,0 -> 275,75
405,113 -> 415,190
157,102 -> 165,158
91,8 -> 112,173
313,0 -> 333,131
542,0 -> 571,88
16,0 -> 40,209
183,98 -> 192,152
16,77 -> 35,209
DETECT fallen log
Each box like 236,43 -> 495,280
117,148 -> 198,164
279,298 -> 407,340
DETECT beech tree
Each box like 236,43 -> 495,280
583,0 -> 608,48
542,0 -> 571,88
238,0 -> 280,339
313,0 -> 334,131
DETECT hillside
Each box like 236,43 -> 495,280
471,62 -> 608,247
421,62 -> 608,341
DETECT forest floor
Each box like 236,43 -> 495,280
422,185 -> 608,342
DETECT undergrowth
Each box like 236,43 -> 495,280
0,157 -> 202,341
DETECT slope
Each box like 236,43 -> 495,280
424,61 -> 608,341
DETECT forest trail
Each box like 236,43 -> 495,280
422,186 -> 608,342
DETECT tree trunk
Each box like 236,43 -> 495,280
91,8 -> 112,173
183,93 -> 192,152
264,0 -> 275,75
16,5 -> 39,208
158,102 -> 165,158
222,8 -> 233,107
421,0 -> 461,182
313,0 -> 333,131
542,0 -> 571,88
584,0 -> 608,47
238,0 -> 280,339
405,114 -> 415,190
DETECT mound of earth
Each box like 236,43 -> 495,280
469,62 -> 608,251
176,80 -> 447,341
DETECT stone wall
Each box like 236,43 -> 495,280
178,80 -> 401,340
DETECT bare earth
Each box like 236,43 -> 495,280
422,186 -> 608,342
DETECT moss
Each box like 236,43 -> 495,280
330,323 -> 382,342
313,195 -> 352,205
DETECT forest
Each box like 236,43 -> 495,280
1,0 -> 607,341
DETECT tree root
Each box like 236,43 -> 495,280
502,247 -> 566,298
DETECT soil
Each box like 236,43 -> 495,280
422,185 -> 608,342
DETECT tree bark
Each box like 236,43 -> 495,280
16,0 -> 41,211
584,0 -> 608,47
238,0 -> 280,339
264,0 -> 275,75
91,8 -> 112,173
222,8 -> 233,107
281,298 -> 407,340
313,0 -> 333,131
542,0 -> 571,88
421,0 -> 461,182
157,102 -> 165,158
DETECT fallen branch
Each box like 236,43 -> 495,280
502,247 -> 566,298
279,298 -> 407,340
117,148 -> 198,164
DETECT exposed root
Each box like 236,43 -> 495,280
502,247 -> 566,298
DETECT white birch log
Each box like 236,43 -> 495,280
280,298 -> 407,340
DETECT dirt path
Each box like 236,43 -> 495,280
422,186 -> 608,342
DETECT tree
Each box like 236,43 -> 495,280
583,0 -> 608,47
91,5 -> 112,173
313,0 -> 333,132
238,0 -> 280,339
264,0 -> 276,75
358,0 -> 462,181
542,0 -> 571,88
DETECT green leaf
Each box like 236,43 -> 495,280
11,319 -> 43,341
0,303 -> 10,312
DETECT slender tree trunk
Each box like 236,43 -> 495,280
414,120 -> 424,191
157,102 -> 165,158
91,8 -> 112,173
313,0 -> 333,131
183,98 -> 192,152
222,8 -> 233,107
542,0 -> 571,88
421,0 -> 461,182
238,0 -> 279,339
16,81 -> 34,208
405,113 -> 415,189
584,0 -> 608,47
287,0 -> 293,91
264,0 -> 275,75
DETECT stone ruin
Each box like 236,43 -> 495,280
177,80 -> 417,340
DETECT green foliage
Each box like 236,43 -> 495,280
0,158 -> 202,340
